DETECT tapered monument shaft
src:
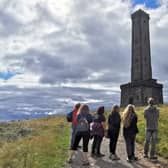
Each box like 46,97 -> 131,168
131,10 -> 152,81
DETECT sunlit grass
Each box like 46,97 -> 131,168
106,105 -> 168,159
0,116 -> 70,168
135,105 -> 168,159
0,104 -> 167,168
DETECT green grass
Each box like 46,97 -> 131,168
0,116 -> 70,168
0,104 -> 167,168
135,105 -> 168,159
106,105 -> 168,159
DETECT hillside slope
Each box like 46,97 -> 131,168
104,104 -> 168,159
0,116 -> 70,168
136,105 -> 168,159
0,104 -> 167,168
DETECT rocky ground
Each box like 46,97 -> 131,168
65,136 -> 168,168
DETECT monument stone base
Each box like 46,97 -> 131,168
120,79 -> 163,107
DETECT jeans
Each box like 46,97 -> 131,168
109,131 -> 120,154
92,135 -> 103,154
70,125 -> 77,149
144,130 -> 157,156
124,133 -> 136,159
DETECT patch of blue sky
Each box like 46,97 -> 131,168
0,71 -> 17,80
132,0 -> 160,8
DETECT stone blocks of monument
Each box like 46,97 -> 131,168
120,9 -> 163,106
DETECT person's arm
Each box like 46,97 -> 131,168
135,114 -> 138,123
144,109 -> 147,119
77,114 -> 80,122
157,109 -> 160,119
101,121 -> 106,129
101,115 -> 106,129
108,115 -> 111,125
135,114 -> 139,133
131,114 -> 138,127
87,114 -> 93,123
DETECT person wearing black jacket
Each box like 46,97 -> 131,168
123,104 -> 139,162
108,105 -> 121,160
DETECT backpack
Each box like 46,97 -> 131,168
76,115 -> 90,133
66,111 -> 73,122
91,122 -> 104,137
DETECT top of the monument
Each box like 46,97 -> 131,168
131,9 -> 150,19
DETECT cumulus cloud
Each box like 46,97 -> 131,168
0,0 -> 132,85
0,0 -> 168,119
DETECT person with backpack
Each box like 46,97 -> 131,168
91,106 -> 106,157
144,97 -> 159,160
67,104 -> 92,166
108,105 -> 121,160
66,103 -> 81,149
123,104 -> 139,163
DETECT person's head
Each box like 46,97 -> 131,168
148,97 -> 154,106
111,105 -> 120,113
75,103 -> 81,110
96,106 -> 105,115
127,104 -> 135,113
77,104 -> 90,115
123,104 -> 136,128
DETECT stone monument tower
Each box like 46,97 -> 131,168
120,9 -> 163,106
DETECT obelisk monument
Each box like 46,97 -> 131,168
120,9 -> 163,106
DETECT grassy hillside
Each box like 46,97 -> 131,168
0,116 -> 70,168
0,104 -> 167,168
136,105 -> 168,159
105,104 -> 168,159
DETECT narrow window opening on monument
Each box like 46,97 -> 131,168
129,97 -> 134,104
135,58 -> 138,63
145,97 -> 148,104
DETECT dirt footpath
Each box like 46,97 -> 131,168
65,136 -> 168,168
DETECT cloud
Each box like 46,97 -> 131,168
0,0 -> 168,120
0,0 -> 132,85
0,85 -> 119,120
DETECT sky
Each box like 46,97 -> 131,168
0,0 -> 168,120
133,0 -> 160,8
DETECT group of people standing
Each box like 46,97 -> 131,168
66,97 -> 159,166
